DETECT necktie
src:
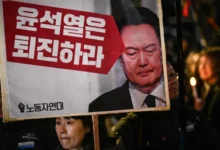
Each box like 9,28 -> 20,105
145,95 -> 156,107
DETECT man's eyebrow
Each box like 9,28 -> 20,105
64,117 -> 72,120
125,46 -> 139,50
143,44 -> 157,49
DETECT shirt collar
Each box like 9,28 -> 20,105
129,77 -> 166,107
129,82 -> 147,108
151,78 -> 165,102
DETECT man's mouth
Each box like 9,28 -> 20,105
200,71 -> 206,75
138,70 -> 153,77
170,87 -> 177,92
60,137 -> 70,140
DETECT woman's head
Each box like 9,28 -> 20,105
166,52 -> 179,99
167,62 -> 179,100
185,51 -> 200,76
55,116 -> 92,150
198,49 -> 220,85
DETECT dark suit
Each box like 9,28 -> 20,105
89,81 -> 181,150
205,87 -> 220,135
55,143 -> 94,150
89,81 -> 132,149
184,84 -> 220,150
89,81 -> 133,112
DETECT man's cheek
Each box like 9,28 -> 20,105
152,63 -> 162,72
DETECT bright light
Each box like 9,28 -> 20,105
190,77 -> 197,86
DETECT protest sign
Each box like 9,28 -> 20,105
0,0 -> 170,122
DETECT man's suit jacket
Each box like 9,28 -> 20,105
89,81 -> 182,150
89,81 -> 133,112
206,87 -> 220,135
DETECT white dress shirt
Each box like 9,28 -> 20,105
129,77 -> 166,109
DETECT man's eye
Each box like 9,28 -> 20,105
127,52 -> 137,56
67,121 -> 73,125
145,49 -> 156,52
56,121 -> 61,125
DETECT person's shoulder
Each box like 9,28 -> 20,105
55,144 -> 64,150
89,86 -> 124,112
210,87 -> 220,108
98,86 -> 125,99
83,142 -> 94,150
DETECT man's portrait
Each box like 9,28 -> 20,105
89,5 -> 168,112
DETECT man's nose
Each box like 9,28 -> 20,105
59,124 -> 67,133
169,78 -> 175,84
139,51 -> 148,67
199,63 -> 205,69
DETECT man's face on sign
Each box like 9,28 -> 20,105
120,24 -> 162,93
55,117 -> 89,149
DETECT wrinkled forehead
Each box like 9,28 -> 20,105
56,117 -> 75,120
120,24 -> 160,46
121,24 -> 159,38
199,55 -> 212,64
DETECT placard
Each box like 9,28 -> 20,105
0,0 -> 170,122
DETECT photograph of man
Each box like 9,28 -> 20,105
89,6 -> 166,112
55,116 -> 94,150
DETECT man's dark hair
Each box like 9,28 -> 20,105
166,52 -> 177,72
116,7 -> 160,38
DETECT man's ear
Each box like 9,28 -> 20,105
119,56 -> 123,67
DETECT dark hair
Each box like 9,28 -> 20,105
64,116 -> 92,129
116,7 -> 160,38
200,49 -> 220,85
166,52 -> 177,72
